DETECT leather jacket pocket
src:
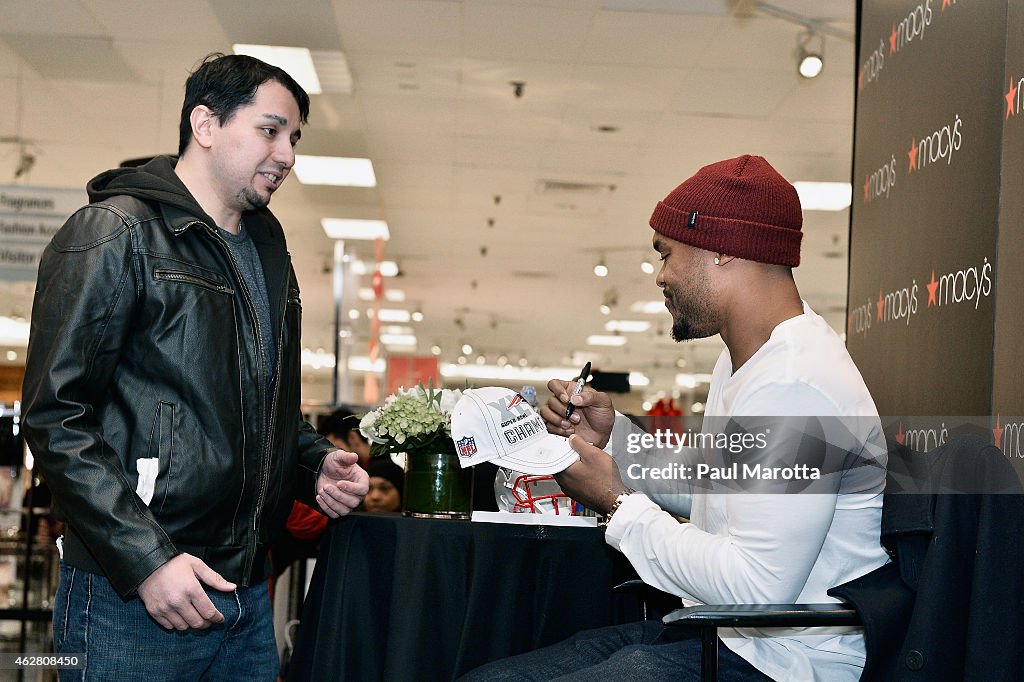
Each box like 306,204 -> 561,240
153,268 -> 234,295
138,401 -> 174,511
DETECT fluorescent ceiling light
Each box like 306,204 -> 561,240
349,356 -> 385,373
309,49 -> 354,95
358,288 -> 405,301
294,155 -> 376,187
587,335 -> 627,347
322,219 -> 390,240
382,325 -> 414,335
233,44 -> 322,95
441,363 -> 584,383
301,351 -> 388,374
630,301 -> 669,315
0,316 -> 30,346
605,320 -> 651,333
351,260 -> 399,277
628,372 -> 650,387
377,309 -> 411,323
380,334 -> 417,347
675,373 -> 714,388
301,348 -> 336,369
793,182 -> 851,211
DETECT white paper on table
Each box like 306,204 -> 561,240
471,511 -> 597,527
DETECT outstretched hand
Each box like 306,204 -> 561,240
540,378 -> 616,448
316,449 -> 370,518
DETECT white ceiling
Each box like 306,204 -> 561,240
0,0 -> 857,408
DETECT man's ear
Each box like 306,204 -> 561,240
189,105 -> 217,150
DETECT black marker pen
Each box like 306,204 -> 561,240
565,361 -> 591,419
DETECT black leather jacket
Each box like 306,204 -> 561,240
22,156 -> 334,597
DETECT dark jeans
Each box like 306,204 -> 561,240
459,620 -> 772,682
52,563 -> 278,681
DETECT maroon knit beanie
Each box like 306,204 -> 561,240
649,155 -> 803,267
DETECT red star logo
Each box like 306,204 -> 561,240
876,289 -> 885,322
1006,77 -> 1018,119
858,66 -> 865,92
994,415 -> 1004,450
895,421 -> 905,445
908,137 -> 919,172
864,176 -> 870,202
926,271 -> 938,306
889,24 -> 898,54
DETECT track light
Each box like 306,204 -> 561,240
600,287 -> 618,315
799,51 -> 823,78
640,259 -> 654,275
797,30 -> 824,79
14,148 -> 35,179
594,256 -> 608,277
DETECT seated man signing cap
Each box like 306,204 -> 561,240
461,155 -> 889,682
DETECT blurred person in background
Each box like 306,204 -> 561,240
317,408 -> 372,469
362,457 -> 404,513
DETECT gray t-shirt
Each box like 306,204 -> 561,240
219,224 -> 277,394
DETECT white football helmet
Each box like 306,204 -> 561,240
494,467 -> 581,515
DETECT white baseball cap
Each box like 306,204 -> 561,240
451,387 -> 579,475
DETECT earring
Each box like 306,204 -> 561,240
714,256 -> 721,265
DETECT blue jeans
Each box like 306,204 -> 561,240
52,563 -> 278,681
458,621 -> 772,682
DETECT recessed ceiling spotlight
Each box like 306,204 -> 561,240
797,30 -> 824,79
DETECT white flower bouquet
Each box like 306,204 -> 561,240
359,383 -> 463,457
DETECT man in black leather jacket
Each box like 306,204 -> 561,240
22,53 -> 368,680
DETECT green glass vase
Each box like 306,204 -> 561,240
402,449 -> 474,519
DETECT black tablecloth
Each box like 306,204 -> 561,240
288,512 -> 641,681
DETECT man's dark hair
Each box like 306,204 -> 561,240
178,52 -> 311,156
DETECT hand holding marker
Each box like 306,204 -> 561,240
564,362 -> 591,419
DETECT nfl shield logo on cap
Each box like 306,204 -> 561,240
457,436 -> 478,458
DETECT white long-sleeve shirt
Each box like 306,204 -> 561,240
605,303 -> 890,682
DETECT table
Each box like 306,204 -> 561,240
288,513 -> 641,681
